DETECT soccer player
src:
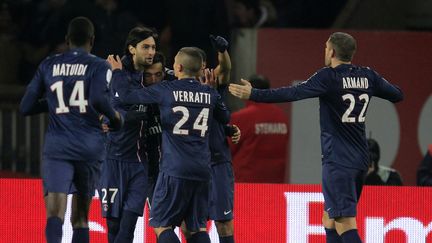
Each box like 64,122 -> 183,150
205,35 -> 238,243
116,47 -> 230,243
19,17 -> 123,243
101,26 -> 157,243
228,32 -> 403,243
141,52 -> 167,210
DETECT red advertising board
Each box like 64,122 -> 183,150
1,179 -> 432,242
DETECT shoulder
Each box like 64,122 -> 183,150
307,67 -> 333,80
40,53 -> 63,68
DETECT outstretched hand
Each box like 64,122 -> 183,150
228,79 -> 252,99
209,35 -> 229,53
107,55 -> 122,70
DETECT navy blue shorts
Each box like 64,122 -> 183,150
209,162 -> 234,221
322,162 -> 367,218
42,157 -> 101,197
98,159 -> 147,218
146,175 -> 157,210
149,172 -> 209,231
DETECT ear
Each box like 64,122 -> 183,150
128,45 -> 136,55
90,36 -> 95,48
331,48 -> 336,58
178,64 -> 184,72
65,35 -> 70,46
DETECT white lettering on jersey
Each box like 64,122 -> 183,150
53,64 -> 88,77
172,91 -> 211,104
342,77 -> 369,89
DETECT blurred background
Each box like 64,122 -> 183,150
0,0 -> 431,185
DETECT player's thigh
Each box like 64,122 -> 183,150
42,157 -> 75,195
184,180 -> 210,232
73,159 -> 102,197
149,172 -> 191,228
209,162 -> 234,221
322,163 -> 366,219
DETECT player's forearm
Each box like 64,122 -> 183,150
250,87 -> 298,103
216,51 -> 231,85
19,91 -> 48,115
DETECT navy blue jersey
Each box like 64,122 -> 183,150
20,48 -> 117,161
106,56 -> 147,162
119,78 -> 230,181
209,85 -> 231,164
250,64 -> 403,170
142,103 -> 162,178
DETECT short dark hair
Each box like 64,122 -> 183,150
248,74 -> 270,89
152,52 -> 166,69
328,32 -> 357,62
191,47 -> 207,63
124,26 -> 158,56
66,16 -> 94,46
177,47 -> 203,76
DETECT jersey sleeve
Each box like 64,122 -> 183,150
19,62 -> 48,115
250,70 -> 329,103
372,71 -> 404,103
119,82 -> 164,105
213,91 -> 230,125
89,61 -> 117,121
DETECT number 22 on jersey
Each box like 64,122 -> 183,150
342,93 -> 369,123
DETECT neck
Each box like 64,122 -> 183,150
69,44 -> 90,53
133,62 -> 146,71
177,73 -> 195,80
331,59 -> 351,68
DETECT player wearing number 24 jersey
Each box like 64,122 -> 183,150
117,47 -> 230,243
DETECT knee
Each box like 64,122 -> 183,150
215,220 -> 234,236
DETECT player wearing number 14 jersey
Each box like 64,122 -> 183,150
117,47 -> 230,243
229,32 -> 403,243
19,17 -> 122,243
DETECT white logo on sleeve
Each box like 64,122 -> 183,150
115,92 -> 119,97
223,210 -> 231,215
106,69 -> 112,85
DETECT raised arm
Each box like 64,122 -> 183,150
210,35 -> 231,85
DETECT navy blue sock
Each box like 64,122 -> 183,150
219,235 -> 234,243
325,228 -> 342,243
114,210 -> 138,243
341,229 -> 362,243
158,229 -> 180,243
107,218 -> 120,243
188,231 -> 210,243
45,216 -> 63,243
72,228 -> 89,243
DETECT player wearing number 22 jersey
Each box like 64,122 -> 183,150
250,64 -> 403,170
